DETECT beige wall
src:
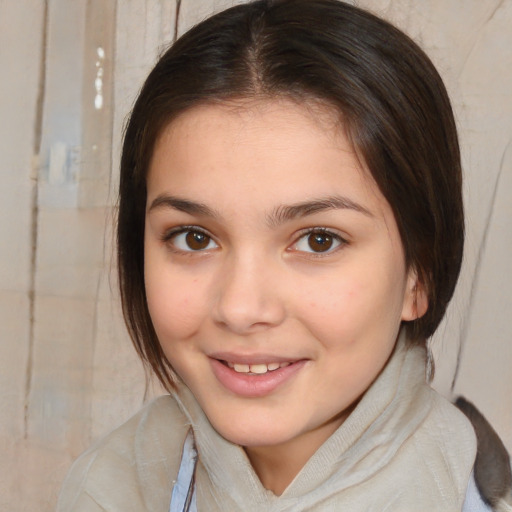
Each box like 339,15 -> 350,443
0,1 -> 510,509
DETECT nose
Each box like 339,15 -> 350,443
211,253 -> 286,335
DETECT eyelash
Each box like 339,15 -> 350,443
161,226 -> 218,254
161,226 -> 348,256
291,227 -> 348,257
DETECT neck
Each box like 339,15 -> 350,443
244,408 -> 353,495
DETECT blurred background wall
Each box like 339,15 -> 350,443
0,0 -> 511,510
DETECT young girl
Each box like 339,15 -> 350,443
58,0 -> 511,510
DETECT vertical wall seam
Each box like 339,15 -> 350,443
174,0 -> 182,42
457,0 -> 505,80
24,0 -> 49,439
451,139 -> 511,392
91,0 -> 119,441
107,1 -> 118,205
106,0 -> 118,293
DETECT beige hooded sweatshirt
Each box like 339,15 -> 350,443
57,336 -> 476,511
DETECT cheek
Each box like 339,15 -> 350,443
145,267 -> 207,343
296,279 -> 366,341
294,263 -> 405,344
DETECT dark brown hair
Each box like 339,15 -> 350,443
118,0 -> 464,390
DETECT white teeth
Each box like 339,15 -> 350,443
229,362 -> 289,374
249,364 -> 268,374
233,363 -> 250,373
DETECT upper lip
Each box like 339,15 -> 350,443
208,352 -> 302,365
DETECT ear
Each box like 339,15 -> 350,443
401,268 -> 428,321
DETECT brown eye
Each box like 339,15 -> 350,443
293,229 -> 344,254
308,232 -> 333,252
169,229 -> 218,252
185,231 -> 210,250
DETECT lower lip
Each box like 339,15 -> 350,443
210,359 -> 306,398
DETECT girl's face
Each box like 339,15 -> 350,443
144,100 -> 422,458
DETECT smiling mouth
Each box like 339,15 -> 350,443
211,357 -> 306,397
223,361 -> 292,375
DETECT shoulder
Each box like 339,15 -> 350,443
416,388 -> 477,470
57,395 -> 189,512
413,391 -> 512,511
398,387 -> 477,506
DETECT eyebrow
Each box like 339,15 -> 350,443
267,195 -> 374,227
148,195 -> 220,218
148,193 -> 373,225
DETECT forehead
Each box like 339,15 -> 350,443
154,98 -> 346,158
147,99 -> 386,219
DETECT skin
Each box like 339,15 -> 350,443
144,99 -> 427,495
